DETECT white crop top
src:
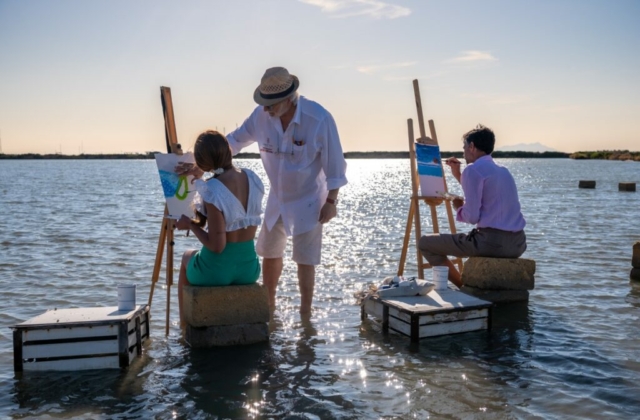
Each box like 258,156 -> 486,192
192,168 -> 265,232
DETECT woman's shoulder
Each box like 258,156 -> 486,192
242,168 -> 265,192
195,177 -> 225,202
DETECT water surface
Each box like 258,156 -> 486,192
1,158 -> 639,419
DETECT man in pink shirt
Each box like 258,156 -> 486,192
418,125 -> 527,287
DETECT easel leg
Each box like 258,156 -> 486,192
398,200 -> 415,276
148,208 -> 169,307
413,198 -> 424,279
165,219 -> 175,336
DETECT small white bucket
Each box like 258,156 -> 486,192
432,267 -> 449,291
117,284 -> 136,311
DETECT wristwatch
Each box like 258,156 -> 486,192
326,197 -> 338,205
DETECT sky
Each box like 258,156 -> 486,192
0,0 -> 639,154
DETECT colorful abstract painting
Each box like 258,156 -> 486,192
415,143 -> 445,197
154,153 -> 196,219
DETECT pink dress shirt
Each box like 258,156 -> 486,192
456,155 -> 526,232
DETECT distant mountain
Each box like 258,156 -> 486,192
496,142 -> 558,152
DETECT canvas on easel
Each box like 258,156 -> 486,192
398,80 -> 463,279
148,86 -> 183,335
154,152 -> 196,219
415,142 -> 445,197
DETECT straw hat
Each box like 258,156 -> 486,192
253,67 -> 300,106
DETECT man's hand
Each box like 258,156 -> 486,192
445,157 -> 462,183
175,162 -> 204,183
318,202 -> 337,224
452,197 -> 464,211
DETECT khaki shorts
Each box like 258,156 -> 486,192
256,218 -> 323,266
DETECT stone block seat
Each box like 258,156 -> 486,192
182,283 -> 270,347
460,257 -> 536,303
631,242 -> 640,281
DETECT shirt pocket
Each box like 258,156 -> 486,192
288,142 -> 309,166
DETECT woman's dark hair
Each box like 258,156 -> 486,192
193,130 -> 233,174
190,130 -> 233,227
463,124 -> 495,154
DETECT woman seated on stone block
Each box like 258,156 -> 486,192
175,130 -> 264,325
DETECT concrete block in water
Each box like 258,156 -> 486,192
461,286 -> 529,303
619,182 -> 636,192
578,180 -> 596,189
633,242 -> 640,269
461,257 -> 536,290
185,323 -> 269,347
631,268 -> 640,282
182,283 -> 269,327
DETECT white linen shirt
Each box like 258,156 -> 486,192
226,96 -> 348,236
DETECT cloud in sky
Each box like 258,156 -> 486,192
356,61 -> 417,74
446,51 -> 498,64
299,0 -> 411,19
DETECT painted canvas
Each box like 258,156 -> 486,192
415,143 -> 445,197
154,153 -> 197,219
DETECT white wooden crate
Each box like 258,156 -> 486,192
12,305 -> 150,371
361,289 -> 492,343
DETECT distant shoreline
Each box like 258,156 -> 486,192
569,151 -> 640,161
0,151 -> 574,160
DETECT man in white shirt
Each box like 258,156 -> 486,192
226,67 -> 348,315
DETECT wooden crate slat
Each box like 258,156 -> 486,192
23,356 -> 120,371
391,317 -> 489,337
22,325 -> 117,341
128,345 -> 138,364
127,330 -> 138,348
23,339 -> 119,359
391,307 -> 489,324
15,306 -> 147,329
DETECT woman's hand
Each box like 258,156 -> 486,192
175,162 -> 204,183
175,215 -> 192,231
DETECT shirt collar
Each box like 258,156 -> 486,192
474,154 -> 493,164
290,96 -> 303,127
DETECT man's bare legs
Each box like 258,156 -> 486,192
263,257 -> 283,311
263,258 -> 315,315
298,264 -> 315,315
178,250 -> 198,328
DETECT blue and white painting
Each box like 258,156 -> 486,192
415,143 -> 445,197
154,152 -> 196,219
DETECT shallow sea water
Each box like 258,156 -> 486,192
0,158 -> 639,419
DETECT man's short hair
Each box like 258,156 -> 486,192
463,124 -> 495,154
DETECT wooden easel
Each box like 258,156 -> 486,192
398,80 -> 463,279
148,86 -> 182,335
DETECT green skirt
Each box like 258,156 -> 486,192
187,240 -> 260,286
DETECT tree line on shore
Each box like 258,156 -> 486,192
1,150 -> 638,160
568,150 -> 640,161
